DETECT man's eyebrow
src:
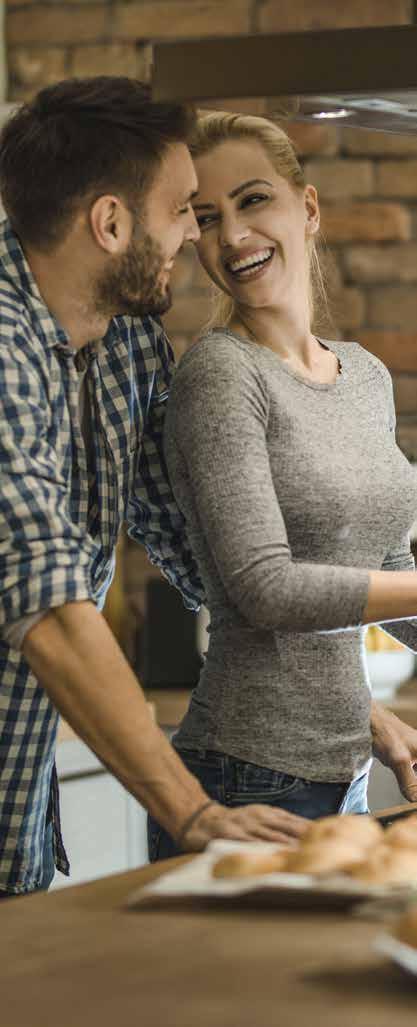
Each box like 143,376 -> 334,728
193,178 -> 273,210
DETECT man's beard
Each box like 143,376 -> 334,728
94,228 -> 173,319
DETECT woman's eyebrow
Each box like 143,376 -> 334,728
193,178 -> 273,210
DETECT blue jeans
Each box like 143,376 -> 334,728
147,748 -> 369,862
0,819 -> 55,899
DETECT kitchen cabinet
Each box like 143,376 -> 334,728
51,737 -> 148,890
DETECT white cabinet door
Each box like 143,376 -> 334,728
51,742 -> 149,889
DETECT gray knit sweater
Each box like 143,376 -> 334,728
164,331 -> 417,782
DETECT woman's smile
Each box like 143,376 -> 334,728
223,246 -> 275,280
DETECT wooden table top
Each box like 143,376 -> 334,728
2,856 -> 417,1027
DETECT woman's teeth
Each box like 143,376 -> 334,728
227,248 -> 274,278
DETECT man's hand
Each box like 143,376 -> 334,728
181,801 -> 309,852
370,700 -> 417,802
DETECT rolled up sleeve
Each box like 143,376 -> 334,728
0,342 -> 97,632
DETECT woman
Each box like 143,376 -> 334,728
148,112 -> 417,861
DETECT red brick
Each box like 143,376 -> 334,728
343,129 -> 417,157
392,374 -> 417,415
359,332 -> 417,372
376,161 -> 417,199
69,43 -> 144,79
332,287 -> 365,332
320,203 -> 411,243
113,2 -> 251,41
283,122 -> 339,158
8,46 -> 67,100
7,5 -> 111,46
344,244 -> 417,284
259,0 -> 413,32
368,287 -> 417,331
304,159 -> 373,200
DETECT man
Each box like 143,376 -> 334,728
0,78 -> 415,896
0,77 -> 310,896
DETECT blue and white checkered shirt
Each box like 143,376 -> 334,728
0,220 -> 203,893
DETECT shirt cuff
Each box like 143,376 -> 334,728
1,610 -> 47,650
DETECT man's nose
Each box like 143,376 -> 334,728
185,208 -> 200,243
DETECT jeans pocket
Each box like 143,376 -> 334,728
227,768 -> 310,805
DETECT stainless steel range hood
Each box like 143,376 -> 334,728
152,24 -> 417,134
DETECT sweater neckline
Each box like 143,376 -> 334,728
215,329 -> 346,392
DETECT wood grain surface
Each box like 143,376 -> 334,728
2,855 -> 417,1027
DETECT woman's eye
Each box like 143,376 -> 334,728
241,193 -> 269,208
195,214 -> 217,230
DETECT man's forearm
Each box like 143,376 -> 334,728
23,600 -> 208,839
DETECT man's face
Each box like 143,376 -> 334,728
95,142 -> 199,318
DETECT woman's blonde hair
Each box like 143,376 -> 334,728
190,111 -> 331,333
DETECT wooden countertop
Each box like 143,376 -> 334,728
57,680 -> 417,743
148,679 -> 417,730
2,857 -> 417,1027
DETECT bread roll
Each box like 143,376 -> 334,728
348,845 -> 417,885
385,814 -> 417,850
394,907 -> 417,948
304,814 -> 383,851
284,840 -> 364,875
212,849 -> 289,879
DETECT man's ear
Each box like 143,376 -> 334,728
89,195 -> 132,254
304,184 -> 320,236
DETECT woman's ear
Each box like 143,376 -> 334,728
89,194 -> 132,254
304,184 -> 320,236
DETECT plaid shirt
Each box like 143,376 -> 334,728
0,221 -> 203,893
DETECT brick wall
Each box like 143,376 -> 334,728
4,0 -> 417,459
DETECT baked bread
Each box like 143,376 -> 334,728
284,840 -> 364,875
347,845 -> 417,886
304,814 -> 383,851
212,849 -> 289,879
394,906 -> 417,948
384,814 -> 417,850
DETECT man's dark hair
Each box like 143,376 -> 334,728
0,76 -> 196,249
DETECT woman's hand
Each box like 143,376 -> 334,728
370,700 -> 417,802
180,801 -> 309,851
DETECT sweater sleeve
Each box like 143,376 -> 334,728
165,336 -> 370,634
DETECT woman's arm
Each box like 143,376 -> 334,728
165,338 -> 417,634
366,537 -> 417,652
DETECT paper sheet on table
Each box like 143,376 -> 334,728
126,840 -> 410,911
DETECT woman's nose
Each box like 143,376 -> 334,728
219,215 -> 249,249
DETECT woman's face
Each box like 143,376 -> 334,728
193,138 -> 319,311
